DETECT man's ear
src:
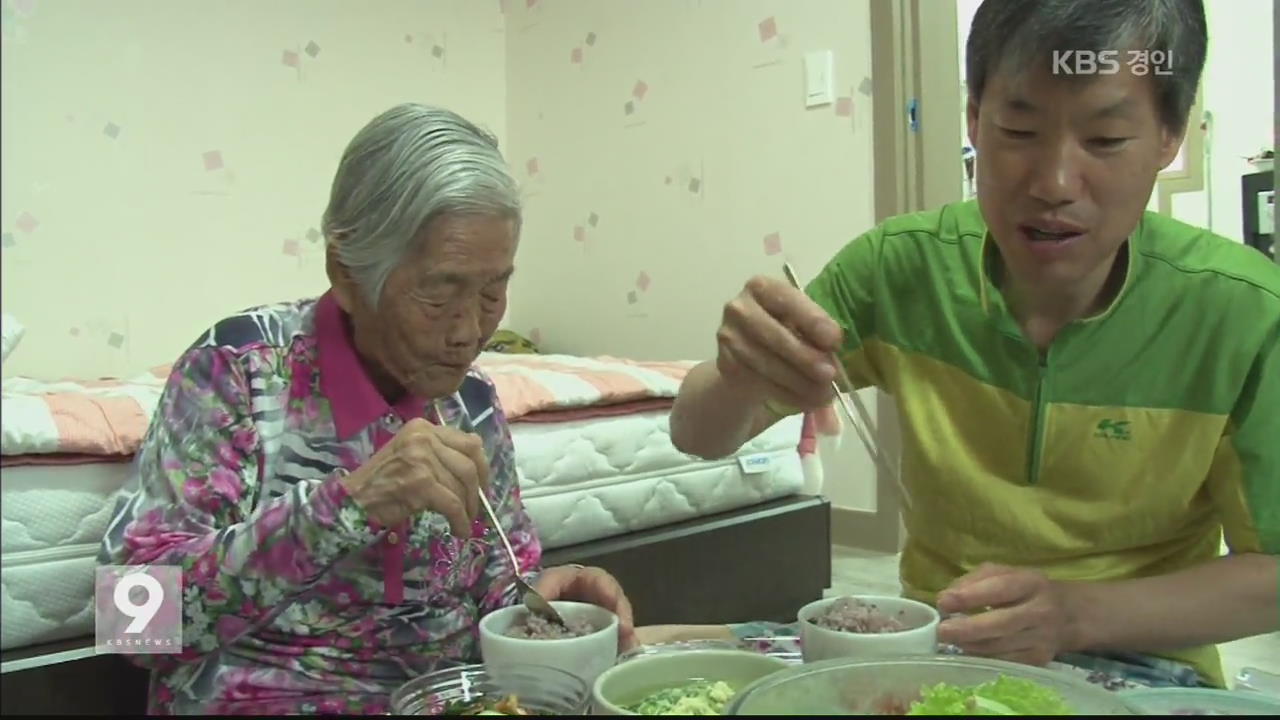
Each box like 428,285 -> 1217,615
1157,122 -> 1187,172
966,95 -> 981,151
325,242 -> 357,314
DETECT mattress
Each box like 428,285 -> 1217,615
0,460 -> 136,651
512,409 -> 805,550
0,408 -> 804,651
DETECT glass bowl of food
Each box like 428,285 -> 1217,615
390,662 -> 591,715
725,654 -> 1139,715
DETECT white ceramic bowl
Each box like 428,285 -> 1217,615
798,595 -> 939,663
592,648 -> 791,715
479,601 -> 619,687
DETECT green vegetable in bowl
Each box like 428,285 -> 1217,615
626,680 -> 736,715
906,676 -> 1075,715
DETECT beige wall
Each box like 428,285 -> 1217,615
2,0 -> 882,513
0,0 -> 507,379
501,0 -> 881,513
502,0 -> 877,364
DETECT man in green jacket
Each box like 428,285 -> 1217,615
670,0 -> 1278,688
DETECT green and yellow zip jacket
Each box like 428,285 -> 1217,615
774,199 -> 1279,687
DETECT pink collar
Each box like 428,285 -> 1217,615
315,291 -> 428,439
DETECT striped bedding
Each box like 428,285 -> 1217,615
473,352 -> 695,423
0,353 -> 696,463
1,366 -> 170,462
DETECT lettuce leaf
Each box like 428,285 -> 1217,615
906,676 -> 1076,715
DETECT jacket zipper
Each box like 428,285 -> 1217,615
1026,355 -> 1048,485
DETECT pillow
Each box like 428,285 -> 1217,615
483,329 -> 541,355
1,313 -> 24,362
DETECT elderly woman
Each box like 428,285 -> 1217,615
98,103 -> 635,716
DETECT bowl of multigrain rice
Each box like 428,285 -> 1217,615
797,595 -> 939,663
479,601 -> 619,687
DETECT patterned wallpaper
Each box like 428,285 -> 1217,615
0,0 -> 875,379
503,0 -> 876,361
0,0 -> 507,379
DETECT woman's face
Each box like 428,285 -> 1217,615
330,213 -> 518,401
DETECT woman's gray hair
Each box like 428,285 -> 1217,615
966,0 -> 1207,134
321,103 -> 522,309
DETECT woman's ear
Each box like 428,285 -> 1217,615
325,242 -> 357,314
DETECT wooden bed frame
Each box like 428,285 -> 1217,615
0,494 -> 831,715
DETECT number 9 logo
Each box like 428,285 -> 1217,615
114,573 -> 163,634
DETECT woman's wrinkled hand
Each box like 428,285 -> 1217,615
534,565 -> 638,651
340,418 -> 490,535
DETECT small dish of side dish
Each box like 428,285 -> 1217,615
592,648 -> 790,715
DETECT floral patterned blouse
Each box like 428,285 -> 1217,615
97,292 -> 542,715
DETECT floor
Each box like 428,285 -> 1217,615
829,545 -> 1280,687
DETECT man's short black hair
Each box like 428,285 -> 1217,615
966,0 -> 1208,133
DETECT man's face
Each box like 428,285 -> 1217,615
968,58 -> 1184,292
330,214 -> 517,400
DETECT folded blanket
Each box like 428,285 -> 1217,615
2,353 -> 832,503
1,366 -> 169,460
1,354 -> 699,460
474,352 -> 696,421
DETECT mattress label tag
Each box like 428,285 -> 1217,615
737,453 -> 773,474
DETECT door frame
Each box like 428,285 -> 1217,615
1154,91 -> 1207,215
870,0 -> 963,218
830,0 -> 963,554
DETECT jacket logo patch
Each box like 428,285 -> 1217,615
1095,419 -> 1132,441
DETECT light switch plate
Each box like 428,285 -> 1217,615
804,50 -> 834,108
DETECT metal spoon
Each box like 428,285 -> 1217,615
473,486 -> 570,628
432,399 -> 569,628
